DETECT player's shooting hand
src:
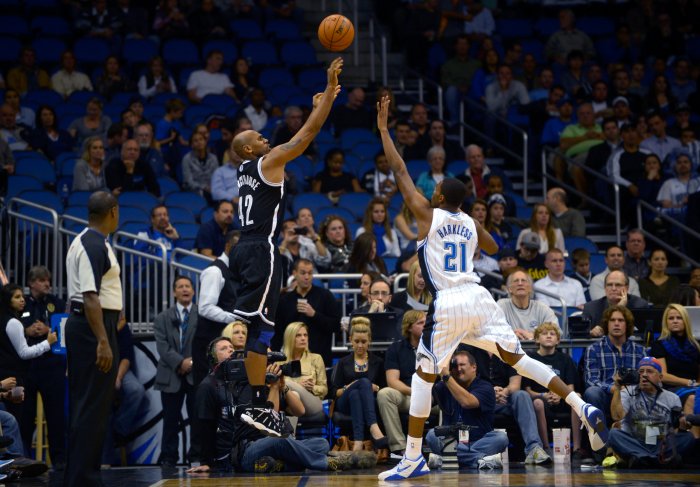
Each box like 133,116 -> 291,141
377,95 -> 391,131
327,57 -> 343,87
313,85 -> 341,109
96,339 -> 113,373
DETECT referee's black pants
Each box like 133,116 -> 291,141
65,309 -> 119,487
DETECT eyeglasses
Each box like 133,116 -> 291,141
370,291 -> 390,297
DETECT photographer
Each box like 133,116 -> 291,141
188,338 -> 376,474
425,350 -> 508,470
608,357 -> 696,467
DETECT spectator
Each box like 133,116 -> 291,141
622,229 -> 649,281
311,149 -> 362,203
394,201 -> 418,251
182,132 -> 218,200
497,247 -> 518,279
590,81 -> 613,124
497,268 -> 558,340
134,204 -> 183,260
392,120 -> 420,160
559,50 -> 585,99
657,151 -> 699,219
106,139 -> 160,196
638,249 -> 680,308
318,215 -> 353,273
344,233 -> 388,276
557,103 -> 602,190
68,98 -> 111,151
391,261 -> 432,313
230,58 -> 254,103
73,136 -> 110,193
606,123 -> 651,208
114,0 -> 149,39
468,48 -> 500,103
485,194 -> 511,248
153,0 -> 189,39
75,0 -> 121,38
516,233 -> 548,281
350,277 -> 403,340
361,152 -> 397,199
669,285 -> 700,307
6,47 -> 50,95
534,248 -> 586,309
462,0 -> 495,39
51,50 -> 93,99
355,198 -> 401,258
153,276 -> 198,468
416,146 -> 455,200
18,267 -> 66,468
545,9 -> 595,65
583,270 -> 649,337
0,104 -> 31,151
608,356 -> 695,467
211,154 -> 241,205
195,201 -> 235,257
589,247 -> 642,301
569,248 -> 592,301
96,56 -> 132,100
640,112 -> 682,165
610,69 -> 644,115
442,35 -> 480,126
408,102 -> 431,147
459,144 -> 493,199
277,219 -> 325,282
501,39 -> 523,73
540,96 -> 573,150
0,138 -> 13,195
415,119 -> 465,164
242,88 -> 270,132
371,86 -> 398,132
31,105 -> 74,162
670,104 -> 700,141
3,89 -> 34,129
104,122 -> 128,165
187,50 -> 236,104
646,74 -> 677,117
516,203 -> 566,255
424,349 -> 508,470
295,208 -> 331,270
638,153 -> 666,224
546,187 -> 585,238
528,67 -> 556,102
221,321 -> 247,351
331,87 -> 373,136
138,56 -> 177,99
155,98 -> 187,150
612,97 -> 633,128
281,322 -> 328,418
484,65 -> 530,119
329,317 -> 388,452
271,106 -> 317,161
135,122 -> 167,178
524,323 -> 582,459
189,0 -> 228,43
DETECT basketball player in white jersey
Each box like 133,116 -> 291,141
376,97 -> 608,480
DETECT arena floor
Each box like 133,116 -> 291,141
28,464 -> 700,487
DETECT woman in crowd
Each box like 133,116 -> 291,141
416,146 -> 454,200
391,261 -> 432,312
231,58 -> 255,102
318,215 -> 354,273
293,207 -> 331,270
311,149 -> 362,203
639,249 -> 680,307
153,0 -> 189,39
469,48 -> 500,102
138,56 -> 177,99
96,56 -> 132,100
282,322 -> 327,417
469,198 -> 488,227
485,193 -> 510,249
393,201 -> 418,251
669,284 -> 700,307
72,136 -> 110,193
516,203 -> 566,254
344,233 -> 388,277
182,131 -> 218,201
0,284 -> 57,420
650,303 -> 700,437
330,317 -> 388,451
356,198 -> 400,258
221,321 -> 247,352
638,153 -> 666,224
645,74 -> 677,116
31,105 -> 74,161
68,97 -> 111,150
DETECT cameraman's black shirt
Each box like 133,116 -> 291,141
432,377 -> 495,442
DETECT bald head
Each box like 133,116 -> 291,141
88,191 -> 117,220
232,130 -> 269,160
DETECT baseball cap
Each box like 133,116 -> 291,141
488,193 -> 507,209
612,96 -> 629,106
521,232 -> 541,250
498,247 -> 516,260
637,356 -> 662,373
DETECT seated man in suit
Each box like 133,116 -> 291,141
350,277 -> 404,342
582,270 -> 648,337
154,276 -> 198,468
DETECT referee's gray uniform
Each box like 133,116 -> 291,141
65,227 -> 122,486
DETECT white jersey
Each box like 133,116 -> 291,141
417,208 -> 480,295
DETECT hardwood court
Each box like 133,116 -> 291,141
38,464 -> 700,487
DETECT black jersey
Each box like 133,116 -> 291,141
236,156 -> 285,240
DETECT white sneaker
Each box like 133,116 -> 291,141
524,445 -> 552,465
580,403 -> 609,451
378,454 -> 430,481
478,454 -> 503,470
427,453 -> 443,470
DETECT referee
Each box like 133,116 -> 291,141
64,191 -> 121,486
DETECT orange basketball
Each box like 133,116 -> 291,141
318,14 -> 355,52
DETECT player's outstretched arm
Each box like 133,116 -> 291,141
266,57 -> 343,169
377,96 -> 432,227
474,220 -> 499,255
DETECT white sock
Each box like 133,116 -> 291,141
405,435 -> 422,460
565,391 -> 586,416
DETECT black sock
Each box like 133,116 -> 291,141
251,385 -> 268,406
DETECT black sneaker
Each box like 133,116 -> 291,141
240,403 -> 286,437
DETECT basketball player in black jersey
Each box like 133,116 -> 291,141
225,57 -> 343,436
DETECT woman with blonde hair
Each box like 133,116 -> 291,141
281,322 -> 327,417
72,135 -> 109,192
516,203 -> 565,254
221,321 -> 247,351
330,317 -> 388,451
391,261 -> 432,312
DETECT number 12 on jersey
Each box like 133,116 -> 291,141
444,242 -> 468,272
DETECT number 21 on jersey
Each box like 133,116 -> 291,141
238,194 -> 254,226
444,242 -> 468,272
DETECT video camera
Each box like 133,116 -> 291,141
217,351 -> 302,384
617,367 -> 640,386
433,423 -> 475,438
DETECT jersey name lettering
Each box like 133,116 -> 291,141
238,174 -> 261,191
436,224 -> 473,240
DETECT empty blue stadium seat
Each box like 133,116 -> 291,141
496,18 -> 533,39
15,157 -> 55,185
175,223 -> 199,240
67,191 -> 92,207
118,191 -> 159,213
516,205 -> 533,220
686,37 -> 700,63
0,16 -> 29,36
200,94 -> 239,113
157,176 -> 180,196
62,205 -> 88,230
449,160 -> 468,175
30,16 -> 69,36
337,193 -> 372,222
5,175 -> 42,201
0,37 -> 21,63
350,141 -> 382,161
266,85 -> 303,107
16,205 -> 57,225
259,67 -> 295,90
74,38 -> 111,64
577,17 -> 615,37
520,39 -> 545,64
265,19 -> 301,40
143,103 -> 166,120
167,206 -> 195,224
315,206 -> 355,226
534,18 -> 559,37
281,41 -> 317,67
564,236 -> 598,254
292,192 -> 330,216
589,253 -> 606,275
242,40 -> 278,65
199,206 -> 214,223
24,89 -> 63,108
405,160 -> 429,181
119,206 -> 150,225
32,37 -> 66,64
165,192 -> 208,216
163,39 -> 200,65
175,254 -> 212,271
297,68 -> 326,94
339,128 -> 376,149
15,190 -> 63,213
230,19 -> 264,40
122,38 -> 159,65
202,40 -> 239,65
184,105 -> 219,127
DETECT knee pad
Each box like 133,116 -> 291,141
408,373 -> 434,418
245,324 -> 275,355
512,355 -> 556,388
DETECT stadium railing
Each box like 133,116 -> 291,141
636,200 -> 700,268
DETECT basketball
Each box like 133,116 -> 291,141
318,14 -> 355,52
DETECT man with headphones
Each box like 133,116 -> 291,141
187,337 -> 377,473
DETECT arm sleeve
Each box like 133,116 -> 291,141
138,76 -> 157,98
198,267 -> 237,324
72,161 -> 88,191
7,319 -> 50,359
584,344 -> 604,390
555,228 -> 566,254
210,168 -> 230,202
79,241 -> 108,294
607,151 -> 633,187
311,354 -> 328,399
571,211 -> 586,237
